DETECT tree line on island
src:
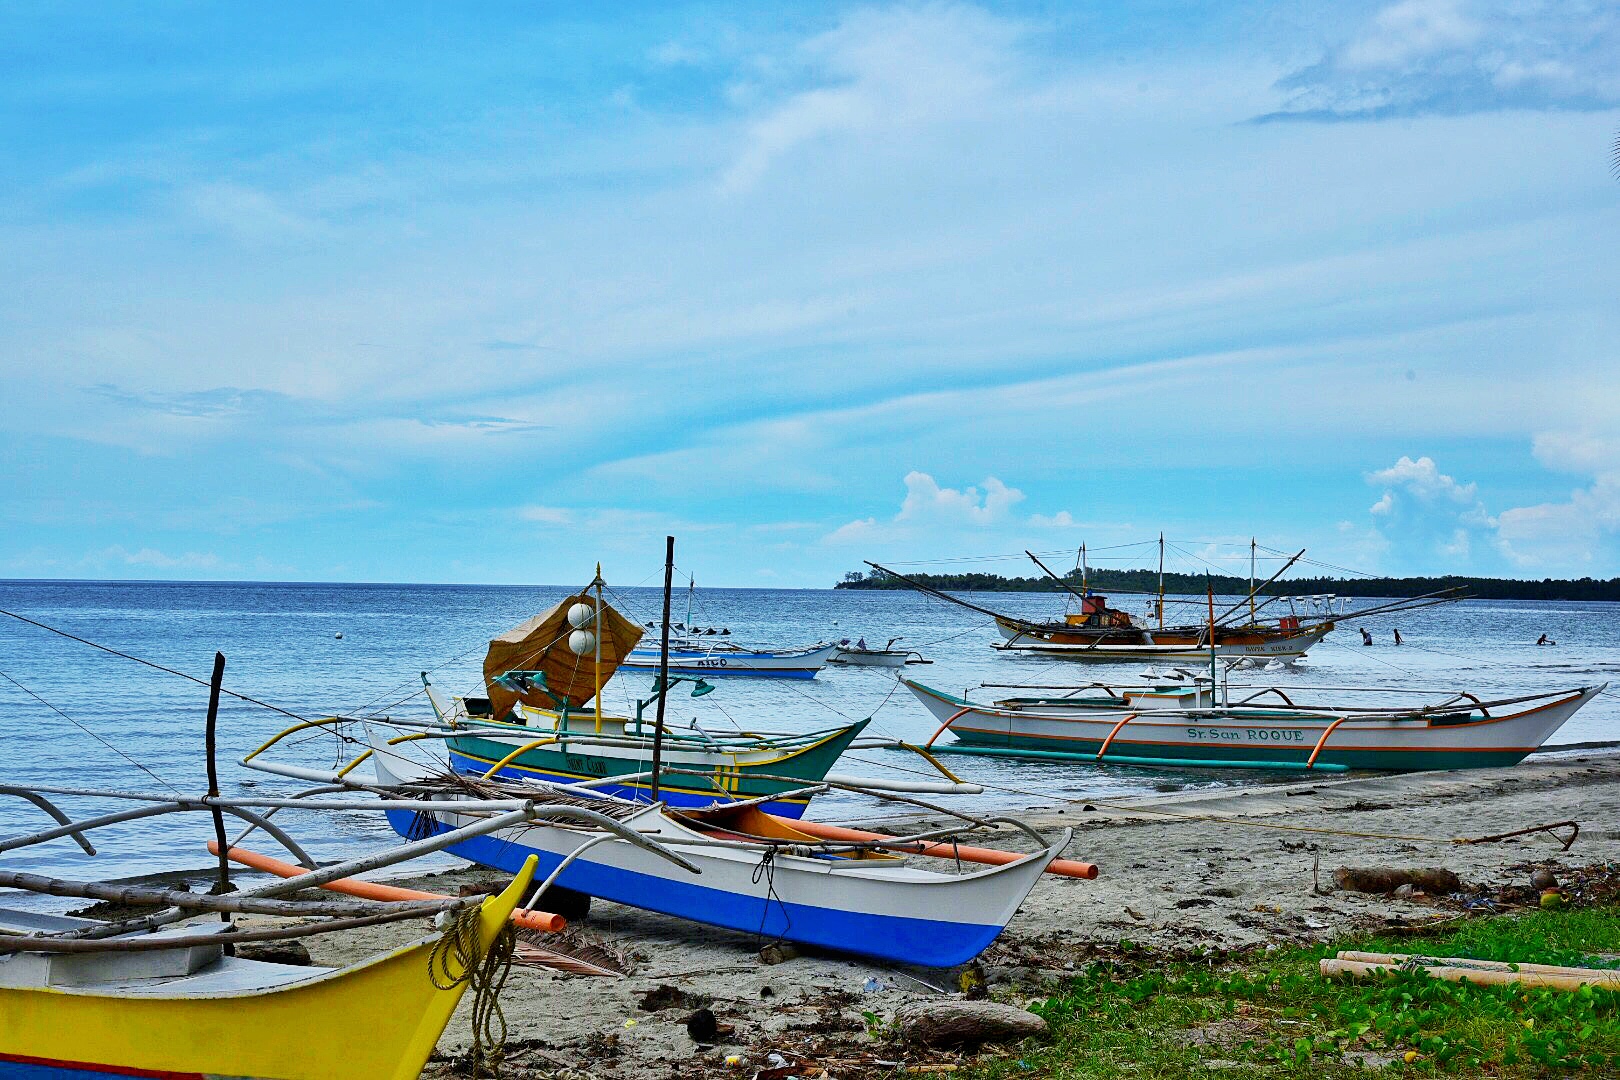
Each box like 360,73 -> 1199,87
836,567 -> 1620,602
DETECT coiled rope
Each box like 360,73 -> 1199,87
428,903 -> 517,1079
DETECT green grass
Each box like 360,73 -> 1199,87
972,906 -> 1620,1078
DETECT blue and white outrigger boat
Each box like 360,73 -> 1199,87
354,730 -> 1071,969
620,638 -> 839,678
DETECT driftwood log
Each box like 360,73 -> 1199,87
1332,867 -> 1461,894
894,1000 -> 1048,1047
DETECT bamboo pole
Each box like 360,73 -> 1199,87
1322,954 -> 1620,991
0,868 -> 460,920
780,819 -> 1099,880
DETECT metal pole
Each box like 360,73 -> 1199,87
203,652 -> 233,930
650,535 -> 675,804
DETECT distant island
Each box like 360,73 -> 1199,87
836,568 -> 1620,602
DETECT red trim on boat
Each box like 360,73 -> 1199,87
0,1052 -> 207,1078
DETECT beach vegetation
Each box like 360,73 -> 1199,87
971,905 -> 1620,1077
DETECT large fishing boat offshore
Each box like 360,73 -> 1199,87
867,538 -> 1460,664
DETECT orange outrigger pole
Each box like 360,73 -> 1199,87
779,819 -> 1099,880
210,841 -> 566,932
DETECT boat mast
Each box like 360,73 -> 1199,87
1157,533 -> 1165,629
685,576 -> 694,629
1207,578 -> 1217,692
1080,544 -> 1088,594
593,563 -> 605,733
1027,550 -> 1089,605
651,535 -> 674,804
1249,539 -> 1257,626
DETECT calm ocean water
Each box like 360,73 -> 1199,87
1,579 -> 1616,886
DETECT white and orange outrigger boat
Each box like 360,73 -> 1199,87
904,675 -> 1605,773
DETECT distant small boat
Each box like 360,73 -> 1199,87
828,637 -> 931,668
904,677 -> 1605,772
620,638 -> 838,678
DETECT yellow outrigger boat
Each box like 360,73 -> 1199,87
0,856 -> 537,1080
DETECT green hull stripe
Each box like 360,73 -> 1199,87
944,731 -> 1527,772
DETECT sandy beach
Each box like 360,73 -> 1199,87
273,752 -> 1620,1078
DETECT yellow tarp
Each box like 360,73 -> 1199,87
484,591 -> 645,719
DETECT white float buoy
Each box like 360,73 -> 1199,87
334,632 -> 343,640
568,629 -> 597,655
566,602 -> 597,629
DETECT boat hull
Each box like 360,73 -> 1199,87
0,864 -> 533,1080
620,643 -> 837,678
443,718 -> 869,819
993,619 -> 1331,662
905,680 -> 1603,773
383,805 -> 1064,969
829,649 -> 911,668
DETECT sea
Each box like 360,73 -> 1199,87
1,579 -> 1616,890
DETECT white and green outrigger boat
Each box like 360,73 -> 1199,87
904,676 -> 1604,773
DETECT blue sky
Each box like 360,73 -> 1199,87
2,1 -> 1618,587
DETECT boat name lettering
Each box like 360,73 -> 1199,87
1184,727 -> 1306,743
693,658 -> 729,668
564,755 -> 610,775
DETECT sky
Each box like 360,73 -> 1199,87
2,0 -> 1618,588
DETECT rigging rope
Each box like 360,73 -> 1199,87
0,669 -> 183,794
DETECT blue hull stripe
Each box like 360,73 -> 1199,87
386,811 -> 1002,968
621,664 -> 818,679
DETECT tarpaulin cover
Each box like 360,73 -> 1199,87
483,591 -> 645,719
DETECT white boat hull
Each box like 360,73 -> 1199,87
904,679 -> 1604,773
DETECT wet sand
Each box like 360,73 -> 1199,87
299,753 -> 1620,1078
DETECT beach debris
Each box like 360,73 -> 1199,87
1539,889 -> 1566,910
1530,867 -> 1559,891
234,939 -> 312,966
1461,819 -> 1579,851
686,1007 -> 734,1043
1322,951 -> 1620,991
894,1000 -> 1048,1048
759,942 -> 800,965
1332,867 -> 1461,894
637,984 -> 710,1012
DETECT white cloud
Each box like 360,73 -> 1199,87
1364,455 -> 1496,568
825,471 -> 1024,545
721,3 -> 1023,192
1367,455 -> 1482,511
517,505 -> 574,525
896,471 -> 1023,525
1494,432 -> 1620,568
1365,443 -> 1620,573
1267,0 -> 1620,120
1029,510 -> 1077,528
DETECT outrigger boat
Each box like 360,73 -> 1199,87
332,581 -> 973,818
904,676 -> 1606,773
0,763 -> 689,1079
829,638 -> 931,668
620,638 -> 838,678
868,540 -> 1461,665
351,731 -> 1074,968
